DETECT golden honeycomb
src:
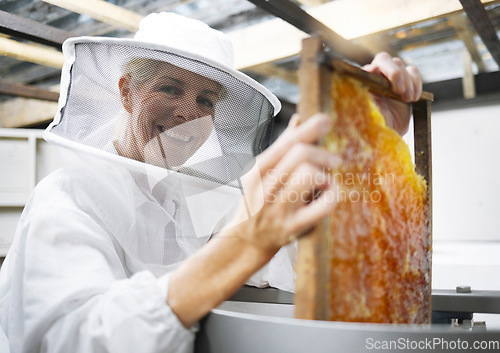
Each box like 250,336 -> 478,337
324,73 -> 430,324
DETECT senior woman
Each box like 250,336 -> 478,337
0,12 -> 422,353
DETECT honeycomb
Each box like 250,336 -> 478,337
324,73 -> 430,324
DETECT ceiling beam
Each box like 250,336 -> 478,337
0,36 -> 64,69
459,0 -> 500,68
312,0 -> 498,40
7,0 -> 497,72
296,0 -> 330,7
228,0 -> 498,70
0,97 -> 57,128
462,48 -> 476,99
2,0 -> 498,89
450,13 -> 487,73
41,0 -> 143,33
247,0 -> 374,64
0,81 -> 59,102
0,10 -> 73,50
355,36 -> 399,59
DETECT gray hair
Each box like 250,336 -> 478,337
122,58 -> 165,88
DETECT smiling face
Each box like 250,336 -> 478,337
117,60 -> 222,168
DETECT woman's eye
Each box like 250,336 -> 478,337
197,97 -> 214,108
160,86 -> 180,95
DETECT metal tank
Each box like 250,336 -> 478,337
195,286 -> 500,353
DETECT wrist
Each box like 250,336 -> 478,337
216,224 -> 277,266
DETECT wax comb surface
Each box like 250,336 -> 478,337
325,73 -> 430,324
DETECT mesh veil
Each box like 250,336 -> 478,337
44,38 -> 280,275
51,40 -> 276,184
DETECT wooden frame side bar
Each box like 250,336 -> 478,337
413,100 -> 433,323
294,36 -> 332,320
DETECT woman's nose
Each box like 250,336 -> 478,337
173,95 -> 202,122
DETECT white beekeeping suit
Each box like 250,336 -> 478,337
0,12 -> 296,353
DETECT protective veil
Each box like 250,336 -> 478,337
0,13 -> 296,353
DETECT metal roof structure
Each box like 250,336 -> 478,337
1,0 -> 500,128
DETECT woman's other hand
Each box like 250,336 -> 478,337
363,52 -> 423,136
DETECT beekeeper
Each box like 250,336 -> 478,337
0,12 -> 422,353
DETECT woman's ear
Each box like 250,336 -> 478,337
118,74 -> 133,113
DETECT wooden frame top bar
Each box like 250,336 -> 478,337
326,56 -> 434,102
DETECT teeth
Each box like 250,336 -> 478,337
164,129 -> 192,142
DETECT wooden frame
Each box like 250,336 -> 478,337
294,35 -> 433,321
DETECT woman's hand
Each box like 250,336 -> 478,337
363,52 -> 423,136
168,113 -> 339,328
228,113 -> 340,258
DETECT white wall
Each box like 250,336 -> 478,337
0,129 -> 61,256
431,101 -> 500,242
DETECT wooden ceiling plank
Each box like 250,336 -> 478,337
228,0 -> 498,70
0,36 -> 64,69
459,0 -> 500,68
355,36 -> 399,59
311,0 -> 498,40
296,0 -> 329,7
0,10 -> 74,50
0,97 -> 57,128
247,63 -> 298,83
7,0 -> 496,72
1,66 -> 61,87
450,13 -> 488,73
248,0 -> 374,64
41,0 -> 143,33
0,80 -> 59,102
462,48 -> 477,99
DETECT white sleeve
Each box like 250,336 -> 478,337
3,185 -> 195,353
43,272 -> 195,353
0,326 -> 9,353
245,241 -> 297,293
